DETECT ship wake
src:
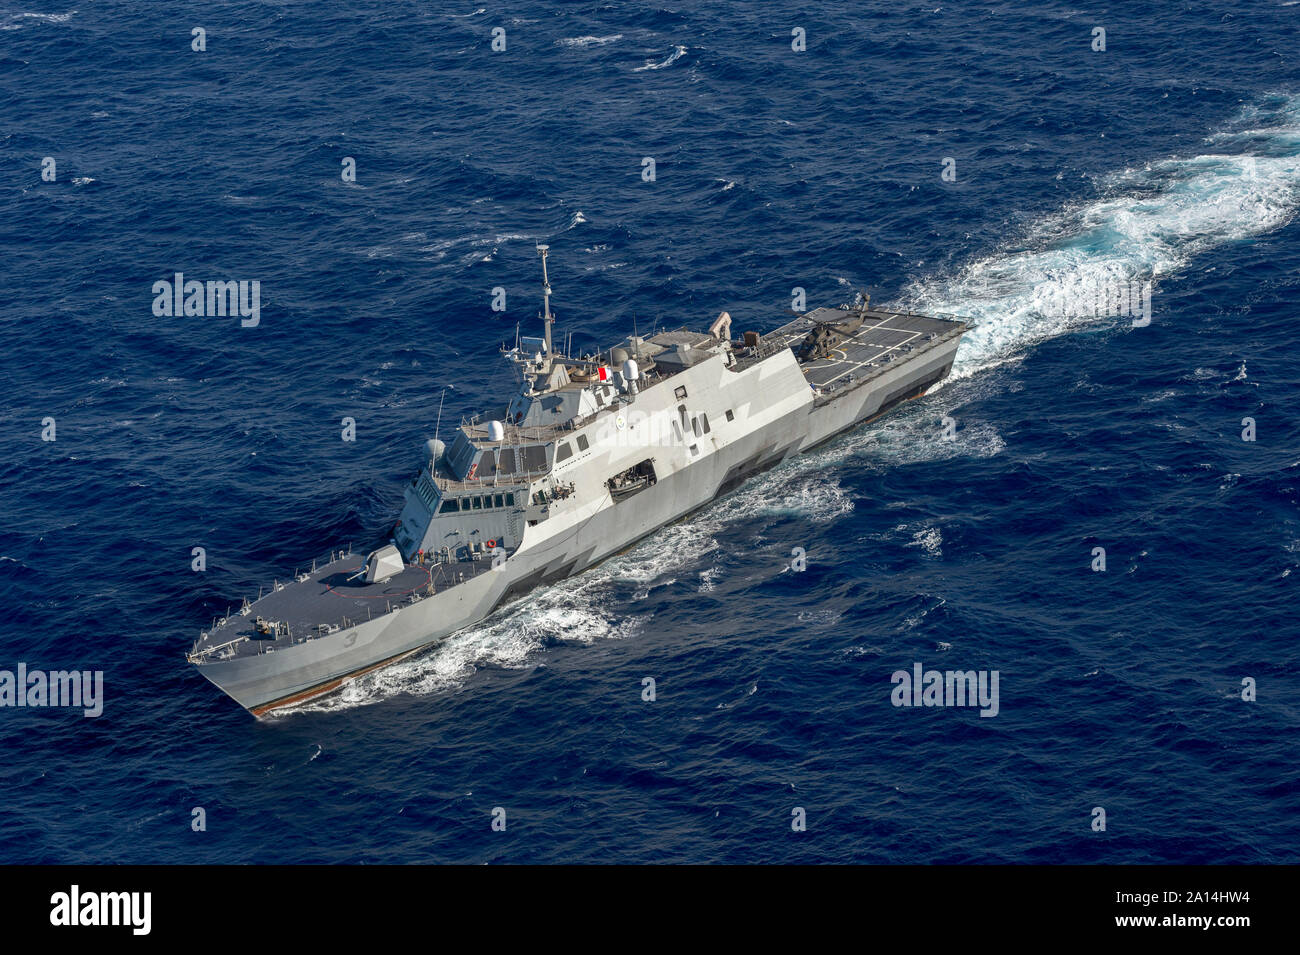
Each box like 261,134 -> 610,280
907,92 -> 1300,385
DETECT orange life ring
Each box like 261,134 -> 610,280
486,538 -> 497,549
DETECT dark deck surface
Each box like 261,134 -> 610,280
191,551 -> 496,662
768,307 -> 964,389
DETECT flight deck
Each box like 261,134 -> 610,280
767,306 -> 966,391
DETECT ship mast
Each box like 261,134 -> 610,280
537,244 -> 554,372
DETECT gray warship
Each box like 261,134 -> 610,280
189,247 -> 967,714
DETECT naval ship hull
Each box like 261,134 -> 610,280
192,307 -> 964,714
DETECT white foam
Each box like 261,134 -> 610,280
698,566 -> 721,592
385,230 -> 536,260
557,34 -> 623,48
634,45 -> 687,72
5,10 -> 76,28
905,526 -> 943,558
900,95 -> 1300,383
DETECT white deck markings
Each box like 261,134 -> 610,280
794,313 -> 926,387
821,328 -> 923,386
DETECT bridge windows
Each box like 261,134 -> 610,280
576,434 -> 589,451
725,409 -> 734,422
556,441 -> 574,463
701,413 -> 711,434
440,492 -> 519,513
691,416 -> 701,438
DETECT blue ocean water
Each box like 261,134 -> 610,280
1,0 -> 1298,864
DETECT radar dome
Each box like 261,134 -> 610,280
610,347 -> 630,366
424,438 -> 446,464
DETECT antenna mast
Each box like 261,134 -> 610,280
537,244 -> 554,372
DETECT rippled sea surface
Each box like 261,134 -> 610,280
2,1 -> 1298,863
